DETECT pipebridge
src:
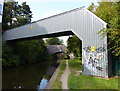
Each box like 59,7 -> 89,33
3,6 -> 112,78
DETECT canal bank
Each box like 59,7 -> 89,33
46,60 -> 70,89
44,62 -> 61,89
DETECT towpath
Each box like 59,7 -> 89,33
61,60 -> 70,89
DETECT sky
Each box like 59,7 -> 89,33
0,1 -> 2,23
2,0 -> 98,45
16,1 -> 98,22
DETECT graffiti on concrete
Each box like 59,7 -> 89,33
83,46 -> 107,73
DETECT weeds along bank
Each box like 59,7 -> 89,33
51,60 -> 66,89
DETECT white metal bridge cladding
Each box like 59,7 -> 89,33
3,7 -> 111,78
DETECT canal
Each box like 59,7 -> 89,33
2,60 -> 58,90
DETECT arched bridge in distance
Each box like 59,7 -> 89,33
47,45 -> 66,54
3,6 -> 112,78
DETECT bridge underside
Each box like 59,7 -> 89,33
7,31 -> 74,41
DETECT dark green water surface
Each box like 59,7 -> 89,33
2,60 -> 57,90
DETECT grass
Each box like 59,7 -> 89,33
51,60 -> 66,89
68,59 -> 119,89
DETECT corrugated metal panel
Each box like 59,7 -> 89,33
3,7 -> 110,78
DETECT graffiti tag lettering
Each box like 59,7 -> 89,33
83,46 -> 106,72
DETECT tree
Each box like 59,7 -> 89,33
95,2 -> 120,56
67,35 -> 82,58
95,2 -> 116,24
45,37 -> 63,45
106,2 -> 120,56
2,39 -> 48,67
88,3 -> 95,12
2,1 -> 48,67
14,39 -> 47,64
2,1 -> 32,31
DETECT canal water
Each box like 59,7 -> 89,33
2,60 -> 58,90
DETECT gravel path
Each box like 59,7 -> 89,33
61,60 -> 70,89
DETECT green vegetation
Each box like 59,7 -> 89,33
2,39 -> 49,68
51,60 -> 66,89
45,37 -> 63,45
2,1 -> 32,31
88,2 -> 120,56
67,35 -> 82,59
96,2 -> 120,56
88,3 -> 95,13
2,1 -> 52,68
68,59 -> 118,89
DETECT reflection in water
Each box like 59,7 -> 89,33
37,66 -> 56,90
2,60 -> 57,90
39,78 -> 48,89
14,86 -> 22,89
37,78 -> 48,90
